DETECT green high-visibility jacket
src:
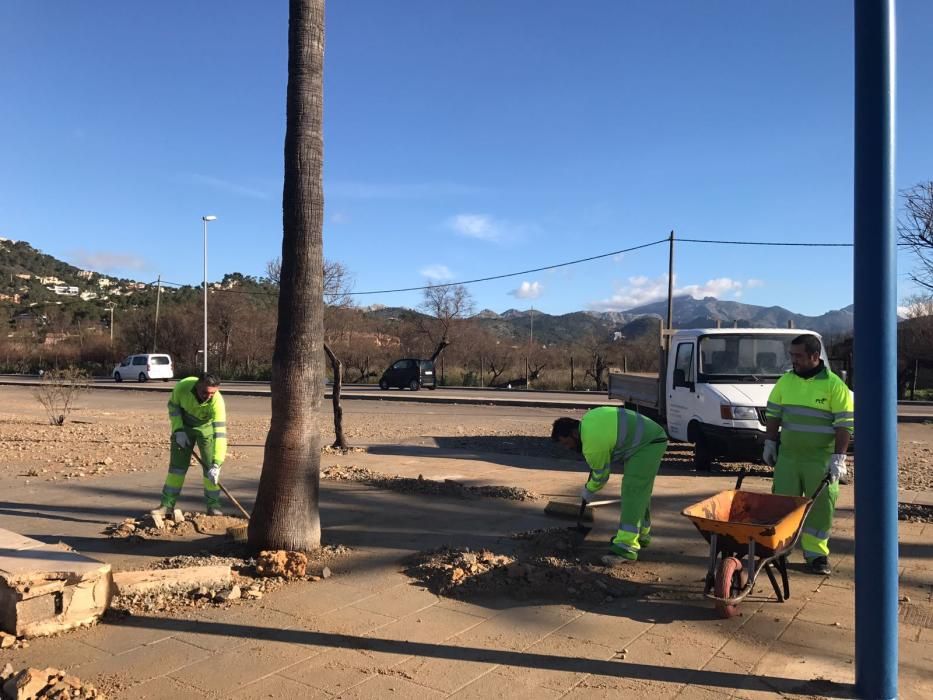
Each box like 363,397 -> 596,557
167,376 -> 227,464
581,406 -> 667,493
765,365 -> 853,464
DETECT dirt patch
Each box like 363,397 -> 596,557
322,464 -> 539,501
405,527 -> 664,604
109,544 -> 350,617
103,513 -> 248,539
899,502 -> 933,523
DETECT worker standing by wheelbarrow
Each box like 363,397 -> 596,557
552,407 -> 669,566
763,334 -> 854,575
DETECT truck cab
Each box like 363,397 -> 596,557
610,328 -> 833,470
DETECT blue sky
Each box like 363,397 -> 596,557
1,1 -> 930,317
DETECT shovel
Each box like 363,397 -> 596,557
570,499 -> 593,549
191,447 -> 252,524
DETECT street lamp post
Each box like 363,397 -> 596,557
201,215 -> 216,373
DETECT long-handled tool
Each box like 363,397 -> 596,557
544,497 -> 619,521
192,448 -> 251,540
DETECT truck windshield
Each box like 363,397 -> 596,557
698,335 -> 794,380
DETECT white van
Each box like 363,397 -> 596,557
113,354 -> 174,382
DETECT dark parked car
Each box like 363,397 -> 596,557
378,358 -> 437,391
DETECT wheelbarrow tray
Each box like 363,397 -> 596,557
682,490 -> 810,558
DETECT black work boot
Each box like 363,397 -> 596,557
806,556 -> 831,575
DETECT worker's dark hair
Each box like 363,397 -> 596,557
551,417 -> 580,441
197,371 -> 221,387
791,334 -> 822,356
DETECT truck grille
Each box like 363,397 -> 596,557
756,408 -> 767,426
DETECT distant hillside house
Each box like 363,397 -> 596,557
80,291 -> 98,301
48,285 -> 79,296
0,293 -> 20,303
14,273 -> 31,280
77,270 -> 94,280
98,278 -> 112,288
39,276 -> 64,285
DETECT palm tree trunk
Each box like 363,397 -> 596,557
249,0 -> 326,551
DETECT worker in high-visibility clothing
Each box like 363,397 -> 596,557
151,372 -> 227,518
763,334 -> 853,576
552,406 -> 669,565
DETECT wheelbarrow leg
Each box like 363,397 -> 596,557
777,555 -> 791,600
764,562 -> 784,602
704,533 -> 719,595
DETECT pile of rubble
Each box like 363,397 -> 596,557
109,546 -> 348,617
1,664 -> 102,699
899,502 -> 933,523
322,465 -> 538,501
405,528 -> 648,604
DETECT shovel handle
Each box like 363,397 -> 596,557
191,447 -> 251,520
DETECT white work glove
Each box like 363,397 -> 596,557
580,485 -> 597,503
827,454 -> 847,483
208,464 -> 221,486
762,439 -> 778,467
174,431 -> 191,449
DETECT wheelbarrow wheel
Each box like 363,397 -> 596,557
714,556 -> 747,619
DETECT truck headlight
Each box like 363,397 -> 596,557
720,405 -> 758,420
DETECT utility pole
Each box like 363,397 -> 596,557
153,275 -> 162,353
107,304 -> 115,346
666,230 -> 675,339
530,305 -> 534,348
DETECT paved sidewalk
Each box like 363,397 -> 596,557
0,445 -> 931,699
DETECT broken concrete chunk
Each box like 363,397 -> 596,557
255,551 -> 307,579
217,585 -> 241,602
1,663 -> 13,681
0,528 -> 112,638
321,566 -> 332,579
4,666 -> 57,700
112,566 -> 232,596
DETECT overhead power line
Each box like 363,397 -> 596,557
679,237 -> 853,247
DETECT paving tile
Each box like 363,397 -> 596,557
448,669 -> 563,699
795,600 -> 855,629
302,604 -> 397,636
231,673 -> 331,699
352,582 -> 439,618
373,604 -> 486,644
169,636 -> 319,694
335,673 -> 445,699
116,675 -> 209,700
777,618 -> 855,657
621,631 -> 720,671
280,649 -> 407,693
169,607 -> 254,652
79,619 -> 177,655
495,632 -> 616,693
750,640 -> 854,690
557,610 -> 654,650
433,594 -> 516,619
78,637 -> 210,685
451,605 -> 581,652
560,676 -> 683,699
264,580 -> 370,619
4,638 -> 109,673
397,648 -> 500,693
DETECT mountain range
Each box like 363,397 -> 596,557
367,294 -> 856,346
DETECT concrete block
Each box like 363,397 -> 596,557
0,528 -> 112,638
111,565 -> 231,595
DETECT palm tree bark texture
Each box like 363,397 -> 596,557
249,0 -> 326,551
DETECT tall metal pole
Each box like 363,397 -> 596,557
666,230 -> 675,339
854,2 -> 897,698
530,305 -> 534,348
202,218 -> 210,373
109,305 -> 114,346
153,275 -> 161,353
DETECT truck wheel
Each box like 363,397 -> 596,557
694,437 -> 714,472
408,379 -> 420,391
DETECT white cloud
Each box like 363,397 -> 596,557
590,275 -> 758,311
178,173 -> 269,200
448,214 -> 501,242
420,264 -> 454,281
70,251 -> 148,272
897,305 -> 911,318
746,278 -> 765,288
509,281 -> 542,299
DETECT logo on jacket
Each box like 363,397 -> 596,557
815,398 -> 827,405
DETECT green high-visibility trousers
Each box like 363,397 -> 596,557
160,428 -> 221,510
609,439 -> 668,560
772,454 -> 838,560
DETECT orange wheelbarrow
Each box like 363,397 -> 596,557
681,471 -> 830,618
